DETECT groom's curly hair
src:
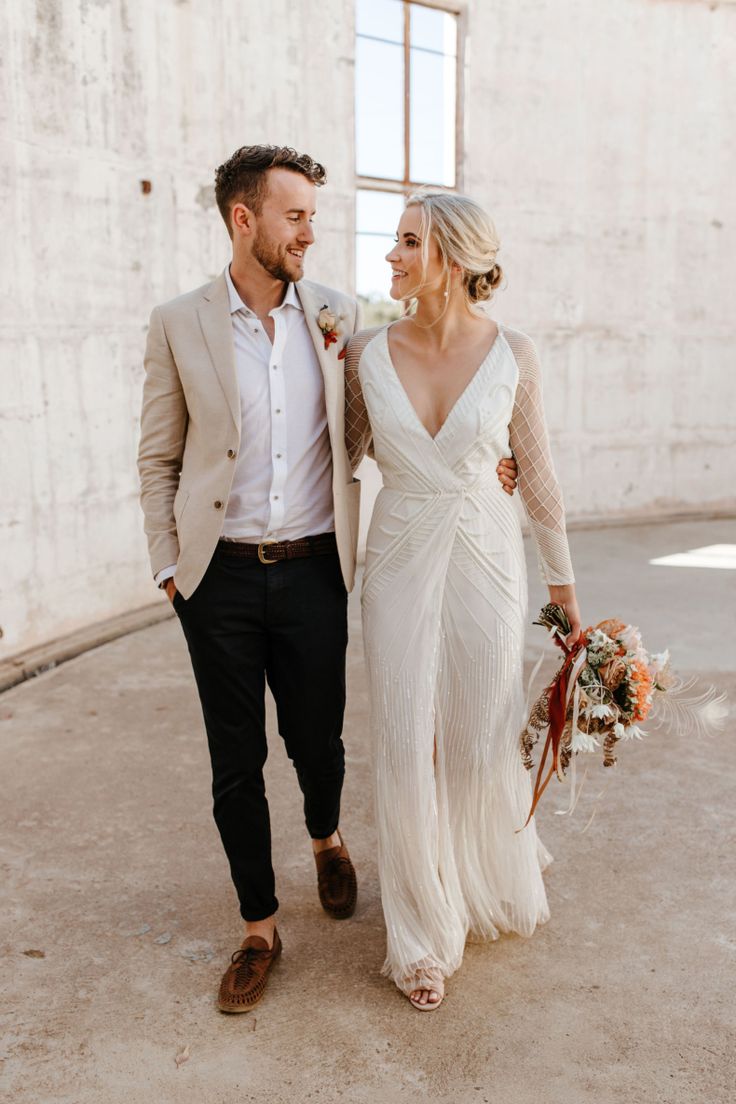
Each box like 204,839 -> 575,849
214,145 -> 326,236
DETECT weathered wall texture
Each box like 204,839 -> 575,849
1,0 -> 734,659
1,0 -> 356,658
463,0 -> 736,519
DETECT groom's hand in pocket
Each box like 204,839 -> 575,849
496,456 -> 518,495
164,578 -> 178,605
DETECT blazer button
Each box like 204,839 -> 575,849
227,449 -> 236,458
214,500 -> 223,509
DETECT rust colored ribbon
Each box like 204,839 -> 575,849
521,637 -> 586,829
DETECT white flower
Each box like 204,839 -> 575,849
618,723 -> 646,741
649,649 -> 670,674
589,703 -> 614,720
619,624 -> 645,657
588,628 -> 614,650
317,307 -> 336,332
613,722 -> 627,740
571,729 -> 599,753
648,649 -> 674,688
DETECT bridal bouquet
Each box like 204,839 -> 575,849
520,604 -> 726,824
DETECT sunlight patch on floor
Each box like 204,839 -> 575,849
649,544 -> 736,570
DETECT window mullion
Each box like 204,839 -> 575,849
404,1 -> 411,190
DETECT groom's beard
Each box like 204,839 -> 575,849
252,230 -> 304,284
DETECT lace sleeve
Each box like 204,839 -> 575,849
505,328 -> 575,586
344,327 -> 384,473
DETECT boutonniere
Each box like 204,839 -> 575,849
317,304 -> 345,352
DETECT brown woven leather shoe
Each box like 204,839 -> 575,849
314,832 -> 357,919
217,929 -> 282,1013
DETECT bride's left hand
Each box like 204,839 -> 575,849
548,584 -> 582,648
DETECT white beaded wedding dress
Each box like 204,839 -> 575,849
344,322 -> 575,994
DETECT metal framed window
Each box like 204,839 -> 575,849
355,0 -> 462,314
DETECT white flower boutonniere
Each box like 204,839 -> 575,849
317,304 -> 346,355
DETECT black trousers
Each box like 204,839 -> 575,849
173,544 -> 348,921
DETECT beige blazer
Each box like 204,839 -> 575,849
137,273 -> 362,597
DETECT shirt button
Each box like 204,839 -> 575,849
275,408 -> 282,414
214,500 -> 223,509
272,364 -> 278,370
227,449 -> 236,458
275,453 -> 282,459
273,496 -> 279,501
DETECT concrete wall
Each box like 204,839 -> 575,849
2,0 -> 735,659
463,0 -> 736,519
0,0 -> 356,659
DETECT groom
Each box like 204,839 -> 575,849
137,144 -> 518,1013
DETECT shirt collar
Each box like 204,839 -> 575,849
224,265 -> 302,317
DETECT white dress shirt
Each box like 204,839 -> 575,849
155,267 -> 334,585
222,265 -> 335,540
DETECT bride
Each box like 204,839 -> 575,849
344,191 -> 582,1010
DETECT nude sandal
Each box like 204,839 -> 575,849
401,967 -> 445,1011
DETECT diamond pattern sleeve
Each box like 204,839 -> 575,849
505,328 -> 575,586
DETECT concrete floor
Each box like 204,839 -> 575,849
1,518 -> 734,1104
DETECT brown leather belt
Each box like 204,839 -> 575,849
217,532 -> 338,564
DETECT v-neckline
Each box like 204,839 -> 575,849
383,321 -> 504,443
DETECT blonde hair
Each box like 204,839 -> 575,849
405,190 -> 503,307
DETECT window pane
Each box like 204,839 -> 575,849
357,189 -> 406,237
356,37 -> 405,180
356,0 -> 404,45
356,234 -> 399,302
410,4 -> 457,57
409,49 -> 456,186
356,190 -> 406,302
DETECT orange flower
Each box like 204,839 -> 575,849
628,660 -> 653,722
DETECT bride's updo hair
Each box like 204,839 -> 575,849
405,190 -> 503,305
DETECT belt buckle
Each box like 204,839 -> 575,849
258,539 -> 278,564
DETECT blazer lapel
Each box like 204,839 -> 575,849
297,281 -> 340,423
198,274 -> 240,433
